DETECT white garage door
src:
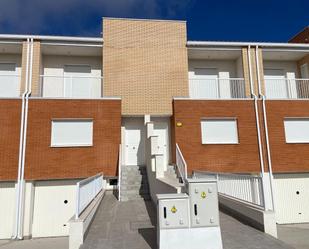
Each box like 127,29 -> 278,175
32,180 -> 77,237
274,174 -> 309,224
0,182 -> 16,239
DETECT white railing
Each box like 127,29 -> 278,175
189,78 -> 246,99
39,75 -> 103,98
265,78 -> 309,99
118,144 -> 122,201
175,143 -> 188,183
0,74 -> 22,97
193,171 -> 264,208
75,173 -> 104,219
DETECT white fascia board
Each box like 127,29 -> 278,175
187,40 -> 309,49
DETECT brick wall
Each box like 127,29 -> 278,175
103,18 -> 189,115
266,100 -> 309,173
20,41 -> 28,94
0,100 -> 22,180
24,99 -> 121,180
289,27 -> 309,43
172,100 -> 261,174
31,41 -> 41,96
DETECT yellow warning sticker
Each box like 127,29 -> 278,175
171,205 -> 177,213
201,191 -> 207,199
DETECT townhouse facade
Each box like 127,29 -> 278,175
0,18 -> 309,239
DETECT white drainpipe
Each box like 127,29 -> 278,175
13,38 -> 30,239
248,45 -> 268,209
255,46 -> 276,211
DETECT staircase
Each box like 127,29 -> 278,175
159,164 -> 184,193
120,165 -> 151,201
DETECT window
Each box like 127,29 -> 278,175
284,118 -> 309,143
201,118 -> 238,144
51,119 -> 93,147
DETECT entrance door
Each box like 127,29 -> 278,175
264,69 -> 287,98
124,118 -> 146,166
152,118 -> 170,168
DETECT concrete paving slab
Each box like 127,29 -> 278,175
278,223 -> 309,249
0,237 -> 68,249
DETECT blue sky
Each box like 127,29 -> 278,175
0,0 -> 308,42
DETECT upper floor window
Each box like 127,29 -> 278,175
0,63 -> 20,97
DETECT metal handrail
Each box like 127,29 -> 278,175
193,170 -> 265,208
118,144 -> 122,201
175,143 -> 188,183
75,173 -> 103,219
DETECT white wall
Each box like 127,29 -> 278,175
188,59 -> 238,78
0,182 -> 16,239
0,54 -> 22,74
263,61 -> 299,77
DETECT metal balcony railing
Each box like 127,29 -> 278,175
0,74 -> 22,97
39,75 -> 103,98
264,78 -> 309,99
189,78 -> 246,99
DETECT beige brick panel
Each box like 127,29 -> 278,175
257,48 -> 265,95
242,48 -> 251,97
31,41 -> 41,96
103,18 -> 189,116
20,41 -> 28,94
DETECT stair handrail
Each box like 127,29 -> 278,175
176,143 -> 188,183
118,144 -> 122,201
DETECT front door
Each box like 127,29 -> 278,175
152,118 -> 170,168
124,118 -> 146,166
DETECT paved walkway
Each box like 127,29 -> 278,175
278,223 -> 309,249
0,237 -> 68,249
82,191 -> 294,249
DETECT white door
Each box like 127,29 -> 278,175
32,181 -> 76,237
152,118 -> 170,168
190,68 -> 219,98
64,65 -> 93,98
274,174 -> 309,224
264,69 -> 287,98
0,63 -> 19,97
124,119 -> 146,166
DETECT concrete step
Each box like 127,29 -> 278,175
121,194 -> 151,202
121,184 -> 149,191
121,189 -> 150,195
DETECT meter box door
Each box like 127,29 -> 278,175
157,193 -> 190,229
187,178 -> 220,227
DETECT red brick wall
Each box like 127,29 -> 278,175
24,99 -> 121,180
266,100 -> 309,173
289,27 -> 309,43
172,100 -> 261,174
0,99 -> 22,181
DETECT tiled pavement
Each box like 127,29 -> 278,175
81,191 -> 294,249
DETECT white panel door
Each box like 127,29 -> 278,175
218,71 -> 231,99
274,175 -> 309,224
190,68 -> 219,98
152,119 -> 170,168
124,119 -> 146,166
0,63 -> 19,97
32,181 -> 76,237
0,182 -> 15,239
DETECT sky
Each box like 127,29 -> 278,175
0,0 -> 308,42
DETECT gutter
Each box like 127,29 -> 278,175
248,45 -> 267,210
13,38 -> 30,239
255,46 -> 276,211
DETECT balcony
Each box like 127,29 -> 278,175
189,77 -> 247,99
0,74 -> 21,97
39,75 -> 103,98
264,78 -> 309,99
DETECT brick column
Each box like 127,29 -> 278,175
31,41 -> 42,96
20,41 -> 28,94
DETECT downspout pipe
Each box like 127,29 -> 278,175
13,38 -> 30,239
255,46 -> 276,211
248,45 -> 267,209
16,38 -> 34,239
